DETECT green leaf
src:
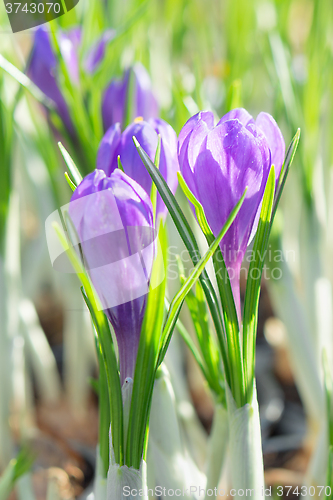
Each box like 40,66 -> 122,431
177,171 -> 214,243
211,244 -> 244,406
58,142 -> 83,186
133,136 -> 230,387
96,338 -> 110,477
126,222 -> 168,469
0,88 -> 13,253
326,446 -> 333,498
272,128 -> 300,224
242,166 -> 276,401
64,172 -> 77,192
0,448 -> 34,500
323,350 -> 333,447
151,134 -> 161,226
0,54 -> 55,111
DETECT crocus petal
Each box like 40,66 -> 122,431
255,112 -> 285,183
84,29 -> 115,74
96,123 -> 121,176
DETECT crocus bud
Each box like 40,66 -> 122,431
84,29 -> 115,74
69,169 -> 155,383
178,109 -> 284,318
102,63 -> 158,132
96,118 -> 179,220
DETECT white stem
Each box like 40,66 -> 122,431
204,405 -> 228,500
148,364 -> 206,499
227,384 -> 265,500
107,461 -> 148,500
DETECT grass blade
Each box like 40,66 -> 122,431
58,142 -> 83,186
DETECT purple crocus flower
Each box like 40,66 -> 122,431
178,109 -> 285,320
69,169 -> 155,383
96,118 -> 179,220
27,26 -> 74,132
102,63 -> 158,132
27,26 -> 113,133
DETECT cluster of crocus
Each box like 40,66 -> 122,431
27,26 -> 157,136
69,116 -> 178,385
178,108 -> 285,318
66,104 -> 288,500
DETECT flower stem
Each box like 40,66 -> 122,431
204,404 -> 228,500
